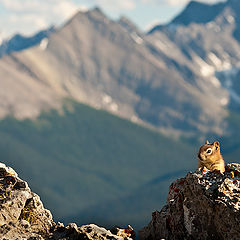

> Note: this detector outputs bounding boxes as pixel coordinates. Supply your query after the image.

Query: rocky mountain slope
[1,0,240,137]
[140,163,240,240]
[148,0,240,117]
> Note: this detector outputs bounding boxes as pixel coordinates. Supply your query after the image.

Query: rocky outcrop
[0,163,135,240]
[0,162,53,239]
[139,163,240,240]
[50,223,135,240]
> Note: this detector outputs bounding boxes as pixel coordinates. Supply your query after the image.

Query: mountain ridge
[148,0,227,33]
[0,5,234,137]
[0,26,55,58]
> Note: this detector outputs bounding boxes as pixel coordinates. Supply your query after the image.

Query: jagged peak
[63,6,107,25]
[59,6,110,34]
[118,16,140,33]
[171,0,226,26]
[148,0,227,34]
[87,7,106,18]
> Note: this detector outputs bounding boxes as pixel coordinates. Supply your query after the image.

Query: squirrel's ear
[213,141,220,148]
[205,140,210,144]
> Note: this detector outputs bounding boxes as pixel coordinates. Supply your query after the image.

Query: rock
[49,223,135,240]
[111,225,136,239]
[0,163,135,240]
[139,163,240,240]
[0,163,54,239]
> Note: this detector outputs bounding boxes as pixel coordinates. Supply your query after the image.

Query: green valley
[0,101,196,230]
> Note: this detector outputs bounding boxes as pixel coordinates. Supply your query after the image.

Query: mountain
[149,0,226,32]
[0,26,55,58]
[152,0,240,44]
[1,0,240,232]
[147,0,240,131]
[0,5,238,138]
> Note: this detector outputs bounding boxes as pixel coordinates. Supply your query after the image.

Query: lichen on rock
[139,163,240,240]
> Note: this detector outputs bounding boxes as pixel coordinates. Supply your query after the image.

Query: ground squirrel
[198,140,225,172]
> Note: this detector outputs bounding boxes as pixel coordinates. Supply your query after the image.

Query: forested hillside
[0,101,195,229]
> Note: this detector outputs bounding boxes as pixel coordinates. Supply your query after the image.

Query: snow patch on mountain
[102,94,112,104]
[154,40,167,51]
[194,56,215,77]
[131,32,143,44]
[208,52,231,71]
[102,94,118,112]
[39,38,48,50]
[206,22,221,32]
[110,102,118,112]
[226,15,234,24]
[210,77,221,88]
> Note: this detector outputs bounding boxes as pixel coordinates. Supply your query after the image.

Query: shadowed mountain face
[147,0,240,131]
[1,2,240,137]
[171,0,240,43]
[170,1,226,26]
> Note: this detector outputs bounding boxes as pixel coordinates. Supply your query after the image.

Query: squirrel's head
[198,140,220,162]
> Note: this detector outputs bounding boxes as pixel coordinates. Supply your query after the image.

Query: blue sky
[0,0,225,39]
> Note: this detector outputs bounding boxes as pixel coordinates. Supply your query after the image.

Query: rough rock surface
[0,162,135,240]
[139,163,240,240]
[49,223,135,240]
[0,162,54,239]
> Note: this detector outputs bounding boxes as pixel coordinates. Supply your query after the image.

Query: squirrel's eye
[206,148,212,154]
